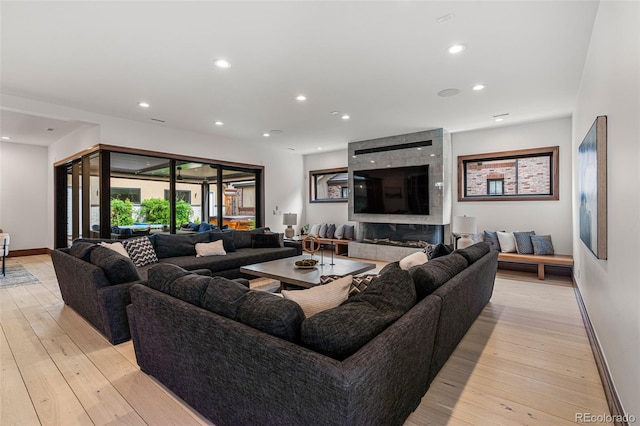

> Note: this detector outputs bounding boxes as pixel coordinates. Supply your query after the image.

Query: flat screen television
[353,165,429,215]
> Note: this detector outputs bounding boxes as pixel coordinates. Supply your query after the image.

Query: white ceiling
[0,1,598,153]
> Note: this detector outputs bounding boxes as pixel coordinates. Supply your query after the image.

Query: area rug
[0,263,41,289]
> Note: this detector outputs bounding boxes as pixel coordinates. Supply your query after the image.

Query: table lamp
[452,215,477,249]
[283,213,297,238]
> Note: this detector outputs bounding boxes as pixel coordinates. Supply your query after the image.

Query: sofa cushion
[209,231,236,252]
[409,253,468,300]
[319,274,378,296]
[201,276,304,341]
[334,224,345,239]
[318,223,328,238]
[455,242,490,264]
[70,242,140,285]
[232,227,271,249]
[147,263,209,306]
[282,275,352,318]
[251,233,280,249]
[88,245,141,285]
[153,232,210,259]
[123,236,159,267]
[300,262,416,360]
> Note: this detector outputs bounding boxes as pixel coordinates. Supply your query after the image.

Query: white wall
[2,94,304,245]
[302,149,350,230]
[572,1,640,417]
[0,142,49,250]
[451,117,573,254]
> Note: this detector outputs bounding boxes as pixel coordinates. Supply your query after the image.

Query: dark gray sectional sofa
[127,242,498,425]
[51,228,300,344]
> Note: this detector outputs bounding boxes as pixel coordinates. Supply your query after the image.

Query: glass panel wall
[55,146,263,247]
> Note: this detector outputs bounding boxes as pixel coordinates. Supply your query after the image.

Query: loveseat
[127,242,498,425]
[51,228,300,344]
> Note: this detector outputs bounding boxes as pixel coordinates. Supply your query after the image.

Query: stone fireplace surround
[347,129,452,261]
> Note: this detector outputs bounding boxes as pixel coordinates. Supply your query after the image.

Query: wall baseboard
[7,248,51,257]
[573,282,628,426]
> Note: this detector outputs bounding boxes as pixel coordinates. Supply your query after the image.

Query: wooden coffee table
[240,255,376,290]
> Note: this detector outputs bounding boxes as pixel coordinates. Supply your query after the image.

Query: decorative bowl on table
[294,258,318,269]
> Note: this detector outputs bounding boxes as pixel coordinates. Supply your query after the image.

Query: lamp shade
[283,213,297,226]
[452,215,477,235]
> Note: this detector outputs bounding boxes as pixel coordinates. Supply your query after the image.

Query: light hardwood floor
[1,255,612,425]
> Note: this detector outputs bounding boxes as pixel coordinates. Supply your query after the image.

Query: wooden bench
[498,252,573,280]
[316,238,351,255]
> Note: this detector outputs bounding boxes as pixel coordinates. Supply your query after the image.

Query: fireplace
[357,222,445,248]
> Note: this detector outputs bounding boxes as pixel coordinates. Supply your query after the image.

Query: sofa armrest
[284,240,302,255]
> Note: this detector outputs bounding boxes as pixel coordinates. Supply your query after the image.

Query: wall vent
[354,140,432,156]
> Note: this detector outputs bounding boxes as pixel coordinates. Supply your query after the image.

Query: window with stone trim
[458,146,559,201]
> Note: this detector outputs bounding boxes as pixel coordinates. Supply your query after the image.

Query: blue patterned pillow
[513,231,536,254]
[483,231,501,251]
[531,235,555,255]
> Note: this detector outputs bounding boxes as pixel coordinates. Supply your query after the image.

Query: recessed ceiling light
[317,147,323,150]
[1,136,11,140]
[417,147,422,151]
[215,121,224,126]
[331,111,340,115]
[448,44,466,54]
[495,118,504,122]
[352,155,357,158]
[473,84,486,91]
[430,154,436,157]
[437,88,461,97]
[493,113,509,122]
[370,160,375,163]
[138,101,150,108]
[213,59,231,68]
[296,95,307,101]
[263,133,270,137]
[341,114,350,120]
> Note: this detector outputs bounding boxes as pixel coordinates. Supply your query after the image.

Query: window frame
[111,187,142,204]
[458,146,559,202]
[309,167,349,203]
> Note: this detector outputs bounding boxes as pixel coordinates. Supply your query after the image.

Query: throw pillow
[282,275,352,318]
[343,224,355,239]
[251,233,281,248]
[318,223,328,238]
[98,241,130,258]
[514,231,536,254]
[483,231,501,251]
[326,224,336,239]
[195,240,226,257]
[531,235,555,255]
[198,222,213,233]
[496,231,517,253]
[123,236,158,267]
[423,243,437,259]
[334,225,345,239]
[409,253,468,300]
[429,243,453,259]
[309,224,321,236]
[319,274,378,296]
[399,251,428,270]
